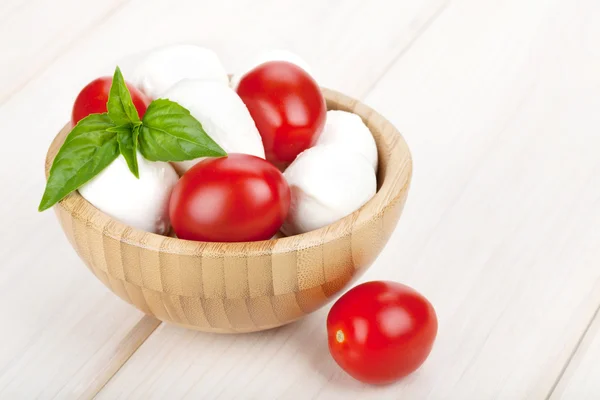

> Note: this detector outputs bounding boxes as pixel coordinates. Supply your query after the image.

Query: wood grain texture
[0,0,446,103]
[98,0,600,398]
[0,0,130,104]
[357,0,600,398]
[57,315,161,399]
[3,0,600,397]
[45,89,412,333]
[0,1,446,396]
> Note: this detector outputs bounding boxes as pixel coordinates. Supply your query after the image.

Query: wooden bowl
[45,88,412,333]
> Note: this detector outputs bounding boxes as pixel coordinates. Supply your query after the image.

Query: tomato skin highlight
[236,61,326,167]
[327,281,438,385]
[71,77,150,125]
[169,154,291,242]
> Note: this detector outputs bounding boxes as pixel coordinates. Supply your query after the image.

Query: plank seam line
[89,316,161,399]
[545,300,600,399]
[359,0,450,99]
[89,2,453,396]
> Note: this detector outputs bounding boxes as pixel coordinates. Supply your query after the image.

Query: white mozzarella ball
[282,146,376,236]
[231,49,312,89]
[132,44,228,99]
[162,80,265,174]
[316,110,378,171]
[78,155,178,235]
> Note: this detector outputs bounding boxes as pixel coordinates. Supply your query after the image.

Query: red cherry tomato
[327,281,438,385]
[169,153,291,242]
[236,61,326,167]
[71,77,150,125]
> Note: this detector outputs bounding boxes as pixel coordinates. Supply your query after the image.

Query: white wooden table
[2,0,599,398]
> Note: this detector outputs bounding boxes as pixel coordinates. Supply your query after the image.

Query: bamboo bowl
[45,88,412,333]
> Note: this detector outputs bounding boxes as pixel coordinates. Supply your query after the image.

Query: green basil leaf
[139,98,226,162]
[107,66,140,126]
[116,124,140,178]
[38,113,118,211]
[106,123,131,133]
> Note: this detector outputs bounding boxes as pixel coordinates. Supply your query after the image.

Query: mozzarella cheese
[162,79,265,174]
[282,145,376,236]
[316,110,378,171]
[132,44,228,99]
[78,154,179,235]
[230,49,312,89]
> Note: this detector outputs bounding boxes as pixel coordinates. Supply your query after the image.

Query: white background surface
[1,0,600,398]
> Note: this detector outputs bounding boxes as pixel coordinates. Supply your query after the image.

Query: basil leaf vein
[139,98,226,162]
[116,124,140,178]
[107,66,140,126]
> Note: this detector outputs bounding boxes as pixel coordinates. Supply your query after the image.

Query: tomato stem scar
[336,329,345,344]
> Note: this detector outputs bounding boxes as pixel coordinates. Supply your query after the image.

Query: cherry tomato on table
[236,61,326,167]
[169,153,291,242]
[327,281,438,385]
[71,77,150,125]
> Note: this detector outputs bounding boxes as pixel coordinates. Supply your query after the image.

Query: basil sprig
[39,66,226,212]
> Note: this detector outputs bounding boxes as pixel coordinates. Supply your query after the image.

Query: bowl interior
[45,88,412,257]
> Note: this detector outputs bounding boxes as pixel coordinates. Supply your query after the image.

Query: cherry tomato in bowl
[327,281,438,385]
[236,61,326,167]
[71,77,150,125]
[169,153,291,242]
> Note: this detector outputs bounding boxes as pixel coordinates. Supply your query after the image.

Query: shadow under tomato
[282,310,368,392]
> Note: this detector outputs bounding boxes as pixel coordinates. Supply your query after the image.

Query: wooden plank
[0,0,129,103]
[0,263,148,398]
[0,0,446,397]
[0,0,33,24]
[0,0,446,104]
[97,0,600,398]
[323,0,600,398]
[538,4,600,396]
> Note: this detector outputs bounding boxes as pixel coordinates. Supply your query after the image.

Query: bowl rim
[45,88,412,257]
